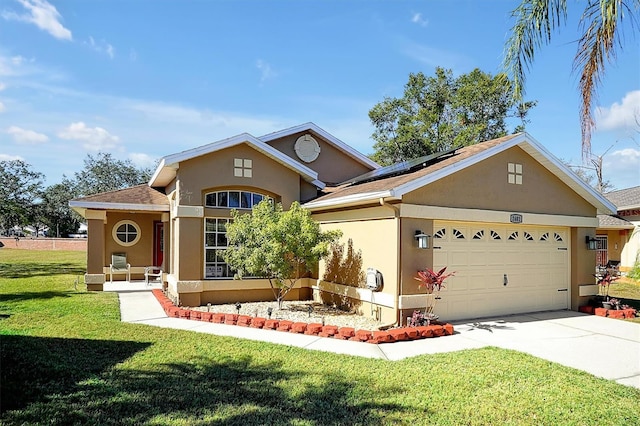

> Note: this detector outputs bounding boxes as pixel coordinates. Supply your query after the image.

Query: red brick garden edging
[578,305,637,319]
[151,289,454,344]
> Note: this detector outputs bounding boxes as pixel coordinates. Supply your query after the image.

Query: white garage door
[433,221,570,321]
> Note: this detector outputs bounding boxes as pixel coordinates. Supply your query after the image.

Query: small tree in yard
[222,200,342,309]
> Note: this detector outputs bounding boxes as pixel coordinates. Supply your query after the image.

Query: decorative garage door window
[112,220,141,247]
[205,190,268,210]
[204,218,234,279]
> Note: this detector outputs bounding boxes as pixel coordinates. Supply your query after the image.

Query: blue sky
[1,0,638,190]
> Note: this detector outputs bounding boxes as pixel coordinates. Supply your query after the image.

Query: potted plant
[594,270,618,308]
[411,267,455,325]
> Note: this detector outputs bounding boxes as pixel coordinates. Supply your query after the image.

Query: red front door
[154,222,164,267]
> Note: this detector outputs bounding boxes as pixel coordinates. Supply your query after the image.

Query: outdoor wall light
[267,307,273,318]
[235,302,241,314]
[415,230,431,249]
[585,236,598,251]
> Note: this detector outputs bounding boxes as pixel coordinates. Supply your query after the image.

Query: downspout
[379,197,401,329]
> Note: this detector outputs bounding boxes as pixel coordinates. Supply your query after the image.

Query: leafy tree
[567,162,615,194]
[369,67,535,165]
[41,180,82,237]
[72,152,154,196]
[503,0,639,157]
[0,160,44,233]
[222,200,342,309]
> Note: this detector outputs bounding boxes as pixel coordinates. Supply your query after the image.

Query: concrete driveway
[116,289,640,389]
[383,310,640,389]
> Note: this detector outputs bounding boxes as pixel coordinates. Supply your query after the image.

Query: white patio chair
[109,253,131,283]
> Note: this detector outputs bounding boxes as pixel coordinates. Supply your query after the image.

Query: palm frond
[574,0,637,159]
[502,0,568,102]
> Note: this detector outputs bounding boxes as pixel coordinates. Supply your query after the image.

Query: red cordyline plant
[415,267,455,294]
[409,267,455,326]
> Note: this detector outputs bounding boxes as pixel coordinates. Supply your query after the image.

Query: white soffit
[148,132,325,189]
[259,122,380,170]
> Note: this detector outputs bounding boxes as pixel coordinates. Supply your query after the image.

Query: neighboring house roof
[69,184,170,216]
[303,132,617,215]
[597,214,635,229]
[258,122,380,170]
[149,132,325,189]
[605,186,640,210]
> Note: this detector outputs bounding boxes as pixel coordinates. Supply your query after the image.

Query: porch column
[85,210,107,291]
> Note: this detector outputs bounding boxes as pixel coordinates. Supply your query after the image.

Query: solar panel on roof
[343,147,458,186]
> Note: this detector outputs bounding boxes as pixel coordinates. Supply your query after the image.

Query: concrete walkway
[113,287,640,389]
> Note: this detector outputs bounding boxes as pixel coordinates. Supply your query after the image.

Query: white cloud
[2,0,72,41]
[603,147,640,189]
[0,55,25,76]
[129,152,158,169]
[58,121,120,151]
[256,59,277,82]
[124,100,280,132]
[6,125,49,143]
[411,12,428,27]
[596,90,640,131]
[0,153,24,161]
[398,38,468,70]
[86,36,115,59]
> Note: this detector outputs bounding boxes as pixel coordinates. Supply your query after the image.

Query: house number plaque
[510,214,523,224]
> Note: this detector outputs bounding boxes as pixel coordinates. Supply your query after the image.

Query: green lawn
[608,277,640,323]
[1,249,639,425]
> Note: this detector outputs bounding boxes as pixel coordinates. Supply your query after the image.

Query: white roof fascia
[259,122,380,170]
[148,158,169,187]
[68,200,170,212]
[148,132,324,189]
[615,204,640,211]
[303,190,394,211]
[517,134,617,215]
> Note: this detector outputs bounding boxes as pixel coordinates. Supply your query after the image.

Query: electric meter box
[366,268,383,291]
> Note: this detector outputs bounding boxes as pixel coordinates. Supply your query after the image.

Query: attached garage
[307,132,617,326]
[432,221,570,321]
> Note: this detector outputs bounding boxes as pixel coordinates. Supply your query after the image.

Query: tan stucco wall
[315,207,399,324]
[572,227,597,309]
[167,277,314,307]
[403,146,596,217]
[177,143,302,209]
[598,229,625,263]
[174,217,202,281]
[399,218,434,296]
[86,217,105,275]
[266,131,373,185]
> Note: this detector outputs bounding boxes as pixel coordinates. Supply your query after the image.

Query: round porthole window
[294,134,321,163]
[112,220,141,247]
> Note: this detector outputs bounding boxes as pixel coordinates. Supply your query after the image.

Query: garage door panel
[433,221,570,321]
[469,250,487,266]
[450,251,469,267]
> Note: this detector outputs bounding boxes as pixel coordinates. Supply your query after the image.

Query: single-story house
[596,186,640,272]
[70,123,616,325]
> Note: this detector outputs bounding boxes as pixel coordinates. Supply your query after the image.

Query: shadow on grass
[0,262,86,279]
[0,335,151,414]
[0,290,77,303]
[2,347,413,425]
